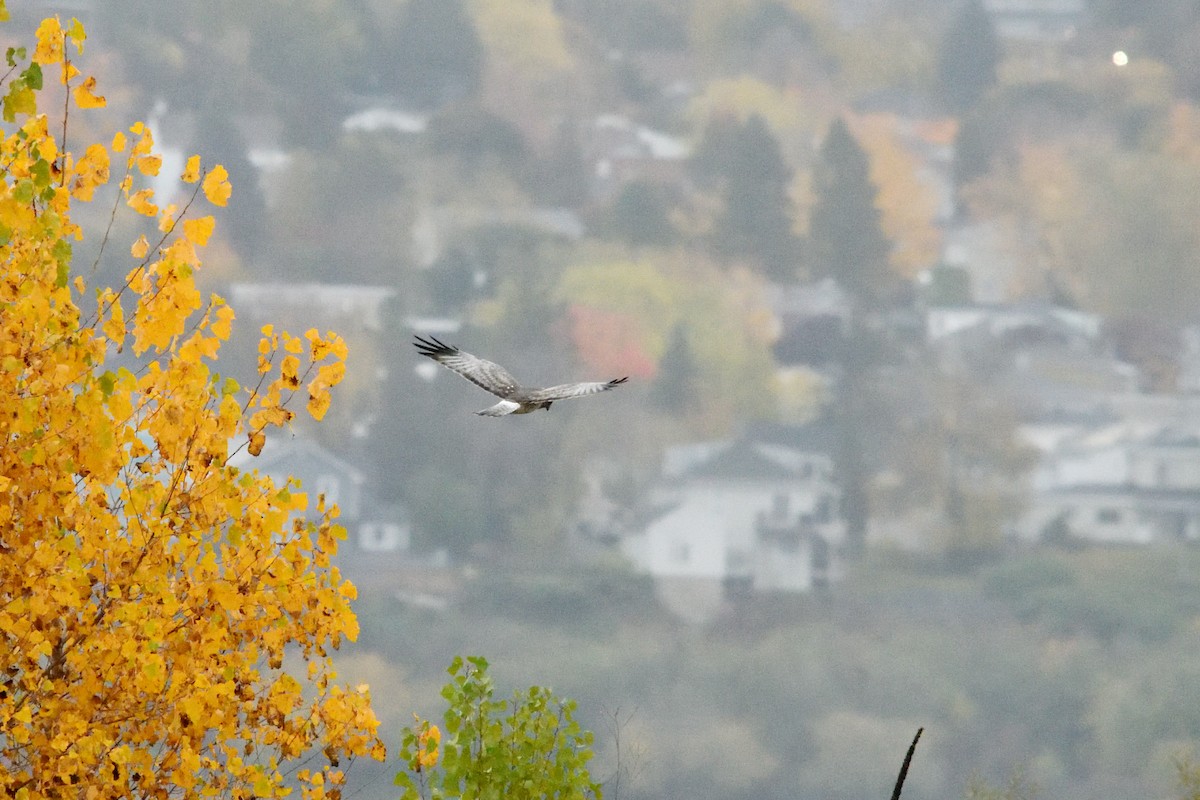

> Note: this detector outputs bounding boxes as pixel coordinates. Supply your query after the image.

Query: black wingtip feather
[413,334,458,359]
[609,377,629,387]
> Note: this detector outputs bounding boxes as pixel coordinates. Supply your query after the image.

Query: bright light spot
[1112,50,1129,67]
[415,361,440,382]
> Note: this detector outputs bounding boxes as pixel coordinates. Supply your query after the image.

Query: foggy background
[17,0,1200,797]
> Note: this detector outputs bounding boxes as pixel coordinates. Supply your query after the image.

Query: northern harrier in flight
[414,335,628,416]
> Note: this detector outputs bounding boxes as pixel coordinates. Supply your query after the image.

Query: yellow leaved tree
[0,15,383,799]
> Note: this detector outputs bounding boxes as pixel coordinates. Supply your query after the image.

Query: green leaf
[30,157,50,189]
[6,46,24,68]
[53,240,72,288]
[12,178,33,204]
[22,62,41,91]
[98,371,116,397]
[65,18,85,46]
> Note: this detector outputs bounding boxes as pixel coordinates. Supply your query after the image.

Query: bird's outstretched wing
[525,377,629,403]
[413,335,522,398]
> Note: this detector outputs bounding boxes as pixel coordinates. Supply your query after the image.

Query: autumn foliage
[0,16,381,799]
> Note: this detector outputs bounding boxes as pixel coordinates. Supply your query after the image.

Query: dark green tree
[387,0,482,108]
[650,324,698,412]
[694,115,798,280]
[937,0,1001,114]
[426,102,527,172]
[808,118,894,558]
[190,112,267,262]
[604,181,677,247]
[527,119,590,207]
[808,117,890,307]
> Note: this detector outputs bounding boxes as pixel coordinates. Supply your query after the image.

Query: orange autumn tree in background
[0,14,383,799]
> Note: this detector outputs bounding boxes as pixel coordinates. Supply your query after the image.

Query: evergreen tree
[808,118,893,558]
[937,0,1001,114]
[605,182,676,247]
[694,115,798,280]
[650,325,698,412]
[191,112,267,263]
[808,117,890,308]
[388,0,482,108]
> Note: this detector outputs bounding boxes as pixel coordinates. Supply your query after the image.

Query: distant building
[924,301,1141,414]
[1020,422,1200,544]
[409,205,585,268]
[620,422,845,623]
[228,435,424,593]
[583,114,691,204]
[984,0,1086,42]
[342,106,428,136]
[227,283,398,334]
[1177,325,1200,394]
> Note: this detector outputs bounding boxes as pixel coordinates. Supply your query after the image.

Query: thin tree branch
[890,727,924,800]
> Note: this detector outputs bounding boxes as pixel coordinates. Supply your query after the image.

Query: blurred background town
[12,1,1200,798]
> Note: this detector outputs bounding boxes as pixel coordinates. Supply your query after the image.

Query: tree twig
[890,727,924,800]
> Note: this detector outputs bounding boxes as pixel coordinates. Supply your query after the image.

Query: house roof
[1043,483,1200,512]
[686,440,803,481]
[663,420,839,482]
[229,436,364,484]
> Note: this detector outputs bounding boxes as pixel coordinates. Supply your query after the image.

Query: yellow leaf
[307,390,332,421]
[314,361,346,390]
[73,76,106,109]
[130,234,149,259]
[157,203,177,233]
[136,154,161,177]
[280,355,300,382]
[182,216,215,247]
[126,188,158,217]
[202,165,232,207]
[60,61,80,85]
[212,304,234,340]
[33,17,63,65]
[111,131,127,152]
[70,142,109,201]
[248,430,265,457]
[102,296,125,346]
[181,154,201,183]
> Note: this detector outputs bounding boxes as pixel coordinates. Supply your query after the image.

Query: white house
[228,436,413,563]
[1020,421,1200,544]
[622,423,845,622]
